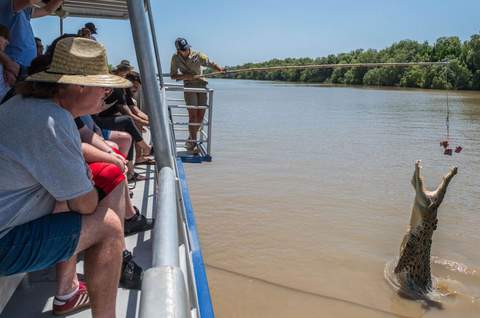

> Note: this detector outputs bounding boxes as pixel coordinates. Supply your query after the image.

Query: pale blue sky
[31,0,480,71]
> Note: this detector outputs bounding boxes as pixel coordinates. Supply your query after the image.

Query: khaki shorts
[184,91,207,107]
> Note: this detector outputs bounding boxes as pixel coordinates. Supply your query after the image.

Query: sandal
[128,172,147,181]
[135,158,156,165]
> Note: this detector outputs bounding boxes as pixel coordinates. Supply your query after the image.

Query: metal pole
[127,0,174,169]
[145,0,165,88]
[207,89,214,157]
[59,17,63,35]
[153,167,179,267]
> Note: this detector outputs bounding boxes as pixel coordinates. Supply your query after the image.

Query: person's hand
[110,153,128,173]
[85,163,94,186]
[5,60,19,77]
[183,74,196,81]
[111,152,127,163]
[52,201,69,214]
[4,69,17,86]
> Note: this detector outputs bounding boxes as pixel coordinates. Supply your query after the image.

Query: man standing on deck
[0,0,63,84]
[170,37,224,152]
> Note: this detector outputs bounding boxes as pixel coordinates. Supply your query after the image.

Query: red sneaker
[52,281,90,316]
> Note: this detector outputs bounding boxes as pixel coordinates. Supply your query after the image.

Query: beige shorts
[184,91,207,107]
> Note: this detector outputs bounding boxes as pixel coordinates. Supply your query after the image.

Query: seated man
[0,37,135,317]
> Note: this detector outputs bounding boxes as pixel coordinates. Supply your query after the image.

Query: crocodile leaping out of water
[394,160,457,296]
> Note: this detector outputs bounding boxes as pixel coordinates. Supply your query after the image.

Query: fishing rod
[203,61,449,78]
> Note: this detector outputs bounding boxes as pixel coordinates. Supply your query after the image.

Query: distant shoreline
[205,33,480,91]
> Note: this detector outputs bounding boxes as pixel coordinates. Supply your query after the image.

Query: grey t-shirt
[0,95,93,239]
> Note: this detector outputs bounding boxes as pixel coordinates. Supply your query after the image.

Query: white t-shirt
[0,64,10,101]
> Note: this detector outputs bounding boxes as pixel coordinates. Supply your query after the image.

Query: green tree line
[223,33,480,90]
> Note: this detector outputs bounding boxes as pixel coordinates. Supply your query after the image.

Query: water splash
[385,256,480,304]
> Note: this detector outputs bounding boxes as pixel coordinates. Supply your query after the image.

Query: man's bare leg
[55,257,79,296]
[72,182,127,318]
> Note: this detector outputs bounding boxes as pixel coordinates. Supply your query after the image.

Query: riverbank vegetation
[224,33,480,90]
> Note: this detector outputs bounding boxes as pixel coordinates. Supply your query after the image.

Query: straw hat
[26,37,131,88]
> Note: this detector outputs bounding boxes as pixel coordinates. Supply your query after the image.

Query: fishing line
[206,263,417,318]
[202,61,449,78]
[440,90,463,155]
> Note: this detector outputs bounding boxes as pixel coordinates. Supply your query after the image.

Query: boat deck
[1,164,156,318]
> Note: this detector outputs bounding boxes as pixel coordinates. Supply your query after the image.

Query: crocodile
[394,160,457,296]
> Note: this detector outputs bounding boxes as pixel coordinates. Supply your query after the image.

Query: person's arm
[125,94,149,121]
[66,188,98,214]
[82,143,127,173]
[11,0,37,12]
[31,0,63,18]
[0,51,19,85]
[78,125,114,153]
[199,52,225,72]
[120,104,149,126]
[130,105,149,121]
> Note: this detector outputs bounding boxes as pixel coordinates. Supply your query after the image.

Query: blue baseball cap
[175,38,190,51]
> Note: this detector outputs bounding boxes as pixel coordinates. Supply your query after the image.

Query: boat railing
[128,0,213,317]
[164,84,214,161]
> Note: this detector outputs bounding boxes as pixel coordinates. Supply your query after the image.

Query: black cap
[85,22,97,34]
[175,37,190,51]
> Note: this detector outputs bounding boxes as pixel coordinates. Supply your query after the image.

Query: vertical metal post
[207,89,214,157]
[127,0,174,169]
[145,0,164,88]
[59,17,64,35]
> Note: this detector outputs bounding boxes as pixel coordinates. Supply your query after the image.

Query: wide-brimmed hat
[26,37,131,88]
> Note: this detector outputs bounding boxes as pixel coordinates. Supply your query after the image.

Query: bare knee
[102,209,124,241]
[118,131,132,144]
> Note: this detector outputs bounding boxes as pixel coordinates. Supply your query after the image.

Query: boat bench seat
[0,273,26,313]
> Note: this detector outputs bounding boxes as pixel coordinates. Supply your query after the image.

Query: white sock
[55,285,79,302]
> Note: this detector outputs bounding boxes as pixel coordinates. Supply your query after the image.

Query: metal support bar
[139,267,189,318]
[127,0,174,169]
[207,89,214,156]
[169,105,209,110]
[153,167,179,267]
[173,122,208,127]
[59,17,64,35]
[145,0,164,88]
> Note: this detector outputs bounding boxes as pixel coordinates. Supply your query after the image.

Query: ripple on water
[384,256,480,305]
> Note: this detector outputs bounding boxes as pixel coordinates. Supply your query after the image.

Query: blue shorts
[102,128,111,140]
[0,212,82,276]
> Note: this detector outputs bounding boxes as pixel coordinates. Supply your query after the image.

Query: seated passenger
[0,37,138,317]
[93,65,154,165]
[78,115,144,181]
[75,117,153,232]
